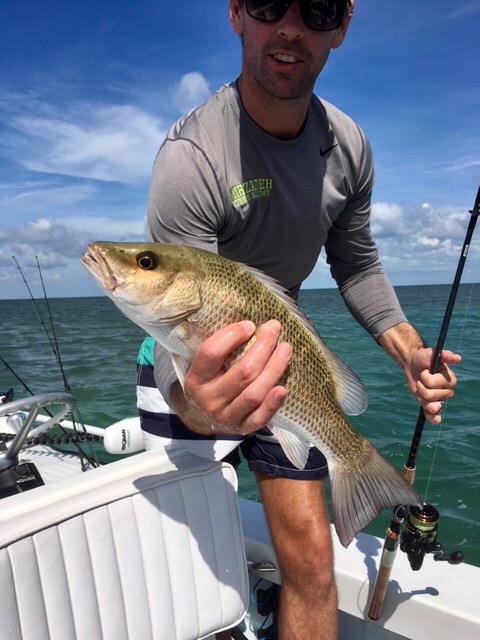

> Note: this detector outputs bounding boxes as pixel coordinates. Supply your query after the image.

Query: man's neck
[237,74,312,140]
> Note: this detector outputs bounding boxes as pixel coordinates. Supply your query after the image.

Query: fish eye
[136,251,158,271]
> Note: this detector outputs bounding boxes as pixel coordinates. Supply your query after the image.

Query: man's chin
[264,81,313,101]
[256,70,314,101]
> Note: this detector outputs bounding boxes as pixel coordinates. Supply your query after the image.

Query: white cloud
[364,201,479,281]
[446,2,480,19]
[1,183,97,210]
[1,72,211,187]
[54,215,146,238]
[442,159,480,172]
[171,72,211,113]
[417,235,440,247]
[371,202,406,237]
[0,216,147,279]
[1,219,90,262]
[304,199,479,288]
[6,104,165,185]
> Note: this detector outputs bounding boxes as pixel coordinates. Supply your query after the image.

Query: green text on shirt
[230,178,273,207]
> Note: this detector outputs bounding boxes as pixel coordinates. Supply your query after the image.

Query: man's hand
[404,347,461,424]
[182,319,292,435]
[378,323,461,425]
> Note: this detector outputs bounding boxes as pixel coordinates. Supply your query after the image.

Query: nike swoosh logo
[319,143,339,157]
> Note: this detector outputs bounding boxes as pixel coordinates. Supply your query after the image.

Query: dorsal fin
[242,263,368,416]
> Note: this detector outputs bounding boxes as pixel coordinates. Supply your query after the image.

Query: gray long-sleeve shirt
[147,82,406,397]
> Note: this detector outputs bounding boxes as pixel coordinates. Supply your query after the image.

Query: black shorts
[137,361,329,481]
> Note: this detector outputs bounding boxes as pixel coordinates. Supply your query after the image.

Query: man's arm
[324,129,460,423]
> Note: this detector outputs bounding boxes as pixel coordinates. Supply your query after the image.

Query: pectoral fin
[269,424,311,470]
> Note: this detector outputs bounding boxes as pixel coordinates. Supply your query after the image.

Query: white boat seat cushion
[0,449,248,640]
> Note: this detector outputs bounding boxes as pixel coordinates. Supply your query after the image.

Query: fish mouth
[81,244,119,292]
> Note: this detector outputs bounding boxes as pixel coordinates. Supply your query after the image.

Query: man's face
[230,1,351,101]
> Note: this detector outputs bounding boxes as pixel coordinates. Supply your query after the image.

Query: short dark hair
[236,0,354,14]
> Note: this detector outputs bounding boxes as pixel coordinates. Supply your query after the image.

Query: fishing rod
[10,257,99,468]
[368,185,480,621]
[35,256,72,394]
[0,354,41,403]
[15,254,72,395]
[12,256,56,356]
[35,256,99,468]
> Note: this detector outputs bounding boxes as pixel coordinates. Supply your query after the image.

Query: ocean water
[0,284,479,567]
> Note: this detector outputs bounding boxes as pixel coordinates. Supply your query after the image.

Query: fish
[81,241,421,547]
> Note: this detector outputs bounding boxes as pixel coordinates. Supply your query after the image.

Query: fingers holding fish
[223,341,292,434]
[215,319,284,395]
[237,385,288,434]
[185,320,292,434]
[186,320,257,385]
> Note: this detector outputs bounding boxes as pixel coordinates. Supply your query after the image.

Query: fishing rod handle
[368,519,403,620]
[402,463,416,486]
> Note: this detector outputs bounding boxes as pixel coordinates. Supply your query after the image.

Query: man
[139,2,460,638]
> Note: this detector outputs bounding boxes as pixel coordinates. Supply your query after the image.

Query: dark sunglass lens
[302,0,348,31]
[246,0,347,31]
[246,1,291,23]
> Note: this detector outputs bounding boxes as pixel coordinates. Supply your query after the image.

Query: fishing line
[423,274,478,500]
[35,257,99,468]
[12,256,56,356]
[0,354,50,411]
[35,256,71,394]
[11,257,98,468]
[423,415,445,502]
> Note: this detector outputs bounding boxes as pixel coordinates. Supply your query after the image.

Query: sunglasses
[245,0,348,32]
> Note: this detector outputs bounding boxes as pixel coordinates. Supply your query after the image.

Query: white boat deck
[20,445,89,483]
[240,498,480,640]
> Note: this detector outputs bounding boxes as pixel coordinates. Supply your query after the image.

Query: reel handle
[433,550,464,565]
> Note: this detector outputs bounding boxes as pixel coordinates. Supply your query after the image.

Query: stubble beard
[242,38,325,102]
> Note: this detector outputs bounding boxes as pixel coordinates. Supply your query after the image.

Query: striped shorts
[136,337,329,480]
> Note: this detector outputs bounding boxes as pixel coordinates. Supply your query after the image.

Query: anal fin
[269,424,311,470]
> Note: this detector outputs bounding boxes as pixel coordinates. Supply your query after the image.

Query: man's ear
[332,0,354,49]
[229,0,244,37]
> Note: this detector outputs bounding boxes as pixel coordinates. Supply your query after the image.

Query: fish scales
[81,241,421,546]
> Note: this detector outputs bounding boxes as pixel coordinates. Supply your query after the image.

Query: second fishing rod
[368,185,480,620]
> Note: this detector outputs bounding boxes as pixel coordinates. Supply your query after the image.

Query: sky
[0,0,479,299]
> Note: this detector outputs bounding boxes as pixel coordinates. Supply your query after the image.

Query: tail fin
[330,439,421,547]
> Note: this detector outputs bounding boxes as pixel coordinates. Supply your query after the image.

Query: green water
[0,284,479,566]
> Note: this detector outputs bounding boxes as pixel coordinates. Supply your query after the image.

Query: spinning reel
[399,503,464,571]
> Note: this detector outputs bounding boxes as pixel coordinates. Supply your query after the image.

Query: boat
[1,391,479,640]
